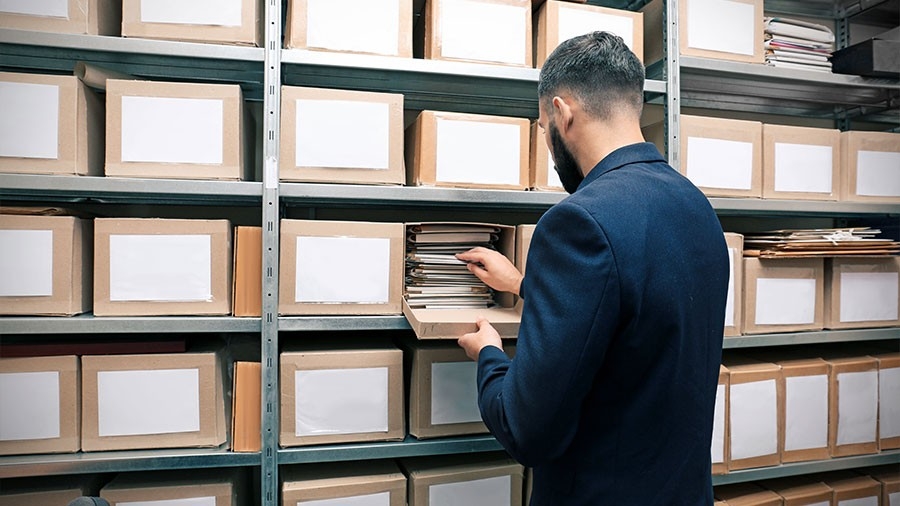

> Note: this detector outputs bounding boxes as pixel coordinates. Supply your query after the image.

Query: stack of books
[744,228,900,257]
[764,17,834,72]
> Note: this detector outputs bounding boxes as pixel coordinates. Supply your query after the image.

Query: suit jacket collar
[576,142,666,192]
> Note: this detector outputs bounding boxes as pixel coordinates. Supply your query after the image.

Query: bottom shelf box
[402,455,524,506]
[100,469,240,506]
[281,461,406,506]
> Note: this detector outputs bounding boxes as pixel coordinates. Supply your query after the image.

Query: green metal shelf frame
[712,450,900,486]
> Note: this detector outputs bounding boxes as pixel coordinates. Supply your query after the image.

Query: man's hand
[456,247,523,295]
[458,317,503,361]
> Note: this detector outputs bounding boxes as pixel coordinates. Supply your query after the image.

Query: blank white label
[546,156,562,188]
[838,498,878,506]
[140,0,241,27]
[774,143,833,193]
[806,502,829,506]
[0,0,67,18]
[0,229,53,297]
[298,492,391,506]
[429,475,511,506]
[686,0,755,55]
[0,371,60,441]
[711,383,725,464]
[295,236,391,304]
[436,119,522,186]
[120,498,217,506]
[755,277,817,325]
[730,379,777,460]
[431,361,480,425]
[725,248,736,327]
[558,8,635,52]
[121,96,224,165]
[109,234,212,302]
[889,492,900,506]
[295,368,389,436]
[306,0,400,56]
[857,150,900,197]
[686,137,753,190]
[0,81,59,159]
[837,370,878,446]
[441,0,525,65]
[97,368,200,437]
[840,272,899,322]
[784,375,828,451]
[881,367,900,439]
[296,99,390,170]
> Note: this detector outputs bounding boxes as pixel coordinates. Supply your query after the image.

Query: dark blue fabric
[477,142,729,506]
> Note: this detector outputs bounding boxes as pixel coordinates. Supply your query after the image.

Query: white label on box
[295,367,389,436]
[857,150,900,197]
[109,234,212,302]
[0,0,67,18]
[686,0,755,55]
[730,379,777,460]
[140,0,241,27]
[296,99,390,170]
[298,492,391,506]
[784,374,828,451]
[725,248,736,327]
[0,371,60,441]
[890,492,900,506]
[774,143,833,193]
[840,271,899,322]
[0,81,59,159]
[121,96,224,165]
[755,278,817,325]
[686,137,753,190]
[711,383,725,464]
[558,8,635,53]
[436,118,522,186]
[120,498,217,506]
[837,370,878,446]
[295,236,391,304]
[807,502,829,506]
[431,361,480,425]
[880,367,900,439]
[440,0,525,65]
[306,0,400,56]
[0,229,53,297]
[429,475,511,506]
[838,498,878,506]
[546,156,563,188]
[97,368,200,437]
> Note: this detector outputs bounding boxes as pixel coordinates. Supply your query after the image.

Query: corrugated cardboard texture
[825,257,900,329]
[232,226,262,317]
[776,358,831,463]
[231,361,261,452]
[715,483,782,506]
[680,115,763,198]
[761,477,833,506]
[121,0,261,46]
[762,124,840,201]
[824,473,882,504]
[404,456,524,506]
[827,355,880,457]
[742,257,825,335]
[421,0,532,66]
[724,233,744,337]
[280,86,405,184]
[841,131,900,203]
[534,1,644,67]
[724,359,784,471]
[876,353,900,450]
[528,122,562,192]
[101,469,237,506]
[282,461,406,505]
[93,218,233,316]
[285,0,412,56]
[0,0,120,35]
[712,365,730,475]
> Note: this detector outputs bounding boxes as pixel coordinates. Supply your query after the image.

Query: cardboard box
[0,72,104,176]
[101,470,238,506]
[761,477,833,506]
[825,257,900,329]
[232,226,262,317]
[81,350,227,452]
[723,233,744,337]
[534,0,643,67]
[742,258,825,335]
[93,218,233,316]
[231,361,260,453]
[280,345,405,447]
[841,131,900,203]
[105,79,249,180]
[419,0,532,67]
[832,29,900,78]
[0,355,80,455]
[641,121,666,160]
[827,355,879,457]
[279,219,404,315]
[867,465,900,506]
[777,358,830,463]
[680,115,763,198]
[715,483,782,506]
[0,214,92,316]
[407,111,530,190]
[282,461,407,506]
[824,473,882,506]
[285,0,413,57]
[725,359,783,471]
[516,224,536,275]
[876,353,900,450]
[122,0,261,46]
[403,456,524,506]
[0,475,102,506]
[762,124,841,201]
[0,0,119,35]
[712,365,730,475]
[280,86,405,184]
[529,122,564,191]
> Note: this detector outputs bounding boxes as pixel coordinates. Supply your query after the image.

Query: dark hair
[538,31,645,120]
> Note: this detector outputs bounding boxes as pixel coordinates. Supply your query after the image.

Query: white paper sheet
[889,492,900,506]
[784,374,828,451]
[431,361,480,425]
[436,119,522,186]
[97,368,200,437]
[298,492,391,506]
[838,498,878,506]
[121,96,224,165]
[429,475,511,506]
[724,248,736,327]
[0,0,67,17]
[0,229,53,297]
[546,156,563,188]
[296,99,390,170]
[686,0,756,55]
[730,379,777,460]
[306,0,400,55]
[120,498,217,506]
[558,7,635,52]
[140,0,241,27]
[109,234,212,302]
[840,272,899,322]
[0,371,59,441]
[857,150,900,197]
[881,367,900,439]
[837,370,878,446]
[774,143,833,193]
[686,137,753,190]
[440,0,525,65]
[0,81,59,159]
[755,278,817,325]
[295,236,391,304]
[295,368,389,436]
[711,383,725,464]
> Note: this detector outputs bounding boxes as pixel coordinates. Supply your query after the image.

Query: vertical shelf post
[664,0,681,170]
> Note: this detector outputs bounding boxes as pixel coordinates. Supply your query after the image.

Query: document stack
[743,228,900,257]
[764,17,835,72]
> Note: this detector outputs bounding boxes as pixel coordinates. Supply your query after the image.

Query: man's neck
[574,118,646,177]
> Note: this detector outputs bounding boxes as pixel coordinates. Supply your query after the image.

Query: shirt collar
[577,142,666,191]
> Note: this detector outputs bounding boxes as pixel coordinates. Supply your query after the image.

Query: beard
[549,122,583,194]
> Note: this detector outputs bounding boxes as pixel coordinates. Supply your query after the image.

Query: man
[456,32,729,505]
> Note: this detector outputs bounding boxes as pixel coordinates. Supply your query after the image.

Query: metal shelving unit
[278,435,504,465]
[712,450,900,486]
[723,328,900,348]
[0,315,260,335]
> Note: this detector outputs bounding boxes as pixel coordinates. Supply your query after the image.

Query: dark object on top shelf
[831,27,900,78]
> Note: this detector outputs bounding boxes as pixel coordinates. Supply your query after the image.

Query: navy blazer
[478,142,729,505]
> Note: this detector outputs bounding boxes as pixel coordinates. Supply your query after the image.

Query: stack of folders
[764,17,834,72]
[743,228,900,257]
[405,224,501,309]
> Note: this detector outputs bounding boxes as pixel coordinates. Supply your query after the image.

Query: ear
[551,96,575,133]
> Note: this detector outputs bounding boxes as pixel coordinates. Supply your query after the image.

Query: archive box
[529,122,564,191]
[869,466,900,506]
[679,115,763,198]
[281,461,407,506]
[762,124,841,201]
[876,353,900,450]
[824,473,882,506]
[121,0,262,46]
[101,469,240,506]
[232,226,262,317]
[0,0,119,35]
[827,355,880,457]
[761,477,833,506]
[534,0,643,67]
[714,483,782,506]
[841,131,900,203]
[0,475,102,506]
[825,257,900,330]
[777,358,830,463]
[711,365,729,475]
[285,0,413,57]
[742,258,825,335]
[403,456,525,506]
[723,233,743,337]
[725,358,783,471]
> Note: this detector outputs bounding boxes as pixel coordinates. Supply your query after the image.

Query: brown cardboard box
[81,350,227,452]
[680,115,763,198]
[407,111,530,190]
[280,345,405,447]
[534,0,643,67]
[715,483,783,506]
[876,353,900,450]
[0,475,103,506]
[105,79,249,180]
[232,226,262,317]
[529,122,563,191]
[642,121,666,157]
[121,0,261,46]
[777,358,831,463]
[0,72,104,176]
[840,131,900,203]
[279,219,404,315]
[280,86,405,184]
[867,466,900,506]
[827,355,879,457]
[525,467,533,506]
[403,456,524,506]
[761,477,833,506]
[725,358,783,471]
[763,124,841,201]
[825,257,900,330]
[712,365,730,475]
[742,258,825,335]
[724,233,744,337]
[0,356,80,455]
[93,218,233,316]
[516,224,536,275]
[282,461,407,506]
[231,361,260,453]
[824,473,881,506]
[101,470,239,505]
[285,0,412,56]
[0,0,119,35]
[0,214,92,316]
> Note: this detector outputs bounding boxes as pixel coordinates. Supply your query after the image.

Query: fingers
[455,247,490,263]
